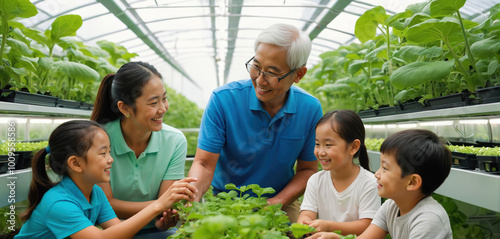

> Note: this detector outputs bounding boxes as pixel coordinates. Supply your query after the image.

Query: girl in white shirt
[298,110,381,237]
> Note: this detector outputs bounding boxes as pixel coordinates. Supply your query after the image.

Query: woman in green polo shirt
[91,62,187,239]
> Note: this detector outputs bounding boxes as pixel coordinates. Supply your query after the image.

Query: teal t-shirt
[104,119,187,228]
[15,176,116,239]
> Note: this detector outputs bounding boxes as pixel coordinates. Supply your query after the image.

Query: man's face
[250,43,300,107]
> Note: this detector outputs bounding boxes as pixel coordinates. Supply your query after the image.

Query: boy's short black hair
[380,129,452,196]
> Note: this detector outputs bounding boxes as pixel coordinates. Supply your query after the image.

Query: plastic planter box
[426,92,473,110]
[451,151,477,170]
[476,155,499,173]
[475,86,500,104]
[0,154,19,174]
[14,151,33,170]
[358,109,377,118]
[56,98,83,109]
[0,89,57,107]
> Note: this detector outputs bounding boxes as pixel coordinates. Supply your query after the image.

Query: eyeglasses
[245,56,297,85]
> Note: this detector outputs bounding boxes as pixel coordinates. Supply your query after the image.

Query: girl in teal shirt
[15,120,197,239]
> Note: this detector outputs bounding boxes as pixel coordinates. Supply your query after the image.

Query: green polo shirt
[104,119,187,228]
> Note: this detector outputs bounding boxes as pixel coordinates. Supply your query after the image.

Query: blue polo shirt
[15,176,116,239]
[198,79,322,197]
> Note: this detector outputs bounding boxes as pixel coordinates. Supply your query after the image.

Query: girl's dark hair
[316,110,370,170]
[380,129,452,196]
[21,120,104,221]
[91,61,162,123]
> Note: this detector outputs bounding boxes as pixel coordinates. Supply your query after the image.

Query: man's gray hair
[254,23,312,69]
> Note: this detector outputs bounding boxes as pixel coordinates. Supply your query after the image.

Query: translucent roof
[25,0,498,107]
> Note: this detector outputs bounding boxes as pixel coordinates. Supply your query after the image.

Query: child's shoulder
[414,196,448,216]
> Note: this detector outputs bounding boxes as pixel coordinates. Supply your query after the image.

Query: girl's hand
[304,219,329,232]
[155,209,179,231]
[156,177,198,211]
[306,232,341,239]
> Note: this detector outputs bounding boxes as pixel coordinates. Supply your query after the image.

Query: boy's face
[375,152,412,200]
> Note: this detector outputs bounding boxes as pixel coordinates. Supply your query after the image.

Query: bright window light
[364,125,372,129]
[373,125,386,129]
[54,119,71,124]
[30,119,53,124]
[0,117,27,123]
[458,119,488,125]
[420,121,453,126]
[387,124,397,128]
[398,123,417,128]
[489,118,500,124]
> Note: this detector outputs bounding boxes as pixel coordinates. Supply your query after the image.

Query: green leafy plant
[0,141,47,155]
[300,0,500,113]
[169,184,315,239]
[0,0,137,103]
[365,138,385,152]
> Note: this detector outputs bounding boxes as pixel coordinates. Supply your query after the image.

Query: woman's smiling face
[128,75,168,132]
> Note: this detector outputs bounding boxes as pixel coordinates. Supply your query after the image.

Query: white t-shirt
[372,196,452,239]
[300,166,381,222]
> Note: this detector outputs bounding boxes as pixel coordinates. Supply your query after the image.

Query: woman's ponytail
[91,73,121,123]
[21,148,55,221]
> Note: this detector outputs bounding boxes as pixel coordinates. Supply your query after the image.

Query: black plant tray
[14,151,33,170]
[451,151,477,170]
[476,155,500,173]
[56,98,82,109]
[398,101,425,113]
[425,92,473,110]
[80,102,94,110]
[475,86,500,104]
[0,154,19,174]
[375,106,399,116]
[0,89,57,107]
[358,109,377,118]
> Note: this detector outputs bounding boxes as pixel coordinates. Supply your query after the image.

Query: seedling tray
[0,154,19,174]
[56,99,82,109]
[476,155,500,173]
[14,151,33,170]
[426,92,473,110]
[475,86,500,104]
[451,151,477,170]
[0,90,57,107]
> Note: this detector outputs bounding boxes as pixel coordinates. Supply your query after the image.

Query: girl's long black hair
[21,120,104,221]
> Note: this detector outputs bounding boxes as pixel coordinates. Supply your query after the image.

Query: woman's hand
[156,177,198,212]
[154,208,179,231]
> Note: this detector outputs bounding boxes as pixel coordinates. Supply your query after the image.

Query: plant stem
[0,12,8,66]
[456,11,477,74]
[385,25,394,106]
[443,37,473,91]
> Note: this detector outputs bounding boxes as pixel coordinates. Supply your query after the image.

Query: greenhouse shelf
[0,168,32,208]
[362,102,500,123]
[368,151,500,213]
[0,102,92,117]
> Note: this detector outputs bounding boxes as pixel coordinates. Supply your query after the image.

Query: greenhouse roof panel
[21,0,499,107]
